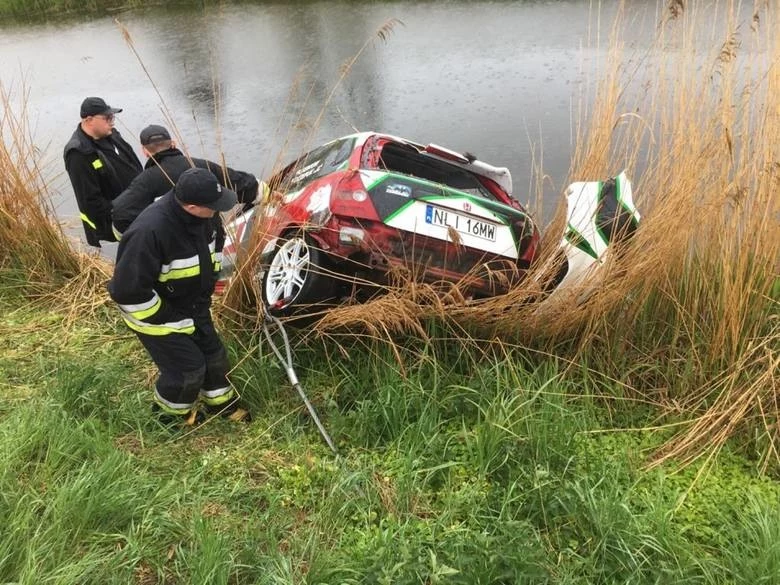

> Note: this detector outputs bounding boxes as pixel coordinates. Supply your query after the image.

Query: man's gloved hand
[255,180,270,206]
[241,180,270,213]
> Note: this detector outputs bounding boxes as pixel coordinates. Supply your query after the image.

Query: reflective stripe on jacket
[107,192,224,336]
[63,125,142,246]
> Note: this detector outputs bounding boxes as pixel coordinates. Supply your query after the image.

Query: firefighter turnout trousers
[134,308,235,415]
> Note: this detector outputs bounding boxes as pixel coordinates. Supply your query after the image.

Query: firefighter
[111,124,258,237]
[107,167,250,427]
[63,97,143,247]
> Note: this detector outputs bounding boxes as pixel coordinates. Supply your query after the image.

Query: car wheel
[261,232,333,315]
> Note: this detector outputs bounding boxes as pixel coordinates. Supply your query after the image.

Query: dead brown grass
[0,80,117,329]
[0,82,81,292]
[222,2,779,468]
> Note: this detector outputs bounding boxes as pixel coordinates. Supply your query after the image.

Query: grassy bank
[0,0,307,21]
[2,287,780,583]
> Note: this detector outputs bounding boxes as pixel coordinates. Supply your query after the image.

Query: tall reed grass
[0,2,776,472]
[224,2,779,469]
[553,1,779,470]
[0,83,84,295]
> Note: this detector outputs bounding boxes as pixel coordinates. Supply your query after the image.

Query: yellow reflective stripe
[260,180,270,203]
[158,265,201,282]
[112,223,123,241]
[159,253,199,282]
[121,314,195,336]
[92,158,103,170]
[80,213,97,230]
[214,262,222,271]
[160,253,199,273]
[157,240,218,282]
[200,387,235,406]
[120,296,162,320]
[118,293,160,313]
[154,391,193,414]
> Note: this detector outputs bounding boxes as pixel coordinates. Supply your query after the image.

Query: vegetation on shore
[0,0,146,20]
[0,1,778,583]
[0,0,291,21]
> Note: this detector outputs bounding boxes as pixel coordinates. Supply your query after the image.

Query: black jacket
[111,147,258,235]
[107,192,225,336]
[63,125,142,247]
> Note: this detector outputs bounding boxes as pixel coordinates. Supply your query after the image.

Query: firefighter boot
[151,403,206,429]
[152,366,207,429]
[203,396,252,423]
[201,349,251,423]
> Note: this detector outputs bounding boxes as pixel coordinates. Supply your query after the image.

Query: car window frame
[274,136,357,193]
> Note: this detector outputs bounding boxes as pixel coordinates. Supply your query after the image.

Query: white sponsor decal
[306,184,332,213]
[291,160,323,184]
[386,183,412,198]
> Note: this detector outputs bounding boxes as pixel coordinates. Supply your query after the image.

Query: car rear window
[377,142,496,201]
[280,137,356,191]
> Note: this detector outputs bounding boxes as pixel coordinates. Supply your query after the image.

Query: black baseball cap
[80,97,122,118]
[139,124,172,146]
[175,168,238,212]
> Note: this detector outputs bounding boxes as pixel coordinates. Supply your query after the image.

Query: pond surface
[1,0,666,248]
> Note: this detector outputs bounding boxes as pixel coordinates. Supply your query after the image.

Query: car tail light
[331,172,381,221]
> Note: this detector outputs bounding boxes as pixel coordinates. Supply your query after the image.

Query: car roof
[338,132,514,197]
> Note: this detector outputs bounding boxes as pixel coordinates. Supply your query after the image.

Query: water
[1,0,661,248]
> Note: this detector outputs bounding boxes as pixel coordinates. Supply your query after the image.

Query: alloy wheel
[264,236,310,306]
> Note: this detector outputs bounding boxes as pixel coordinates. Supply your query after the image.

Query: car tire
[261,231,334,316]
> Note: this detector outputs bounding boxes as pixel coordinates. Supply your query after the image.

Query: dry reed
[221,2,779,468]
[0,82,81,293]
[1,3,776,470]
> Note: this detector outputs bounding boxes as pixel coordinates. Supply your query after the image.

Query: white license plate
[424,204,497,242]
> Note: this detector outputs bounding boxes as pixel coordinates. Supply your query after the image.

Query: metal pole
[262,310,339,456]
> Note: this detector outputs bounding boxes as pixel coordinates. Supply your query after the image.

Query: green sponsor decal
[383,200,416,223]
[565,224,599,259]
[363,171,389,191]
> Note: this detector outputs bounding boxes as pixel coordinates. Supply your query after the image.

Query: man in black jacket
[108,167,250,427]
[111,124,258,236]
[64,97,143,247]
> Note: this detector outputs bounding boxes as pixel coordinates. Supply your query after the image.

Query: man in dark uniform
[63,97,143,247]
[108,168,250,428]
[111,124,259,237]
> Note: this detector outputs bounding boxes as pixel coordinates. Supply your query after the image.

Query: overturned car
[219,132,639,313]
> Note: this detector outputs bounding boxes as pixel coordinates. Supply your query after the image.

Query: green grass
[1,284,778,584]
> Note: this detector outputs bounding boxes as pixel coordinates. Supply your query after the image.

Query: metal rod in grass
[261,305,339,457]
